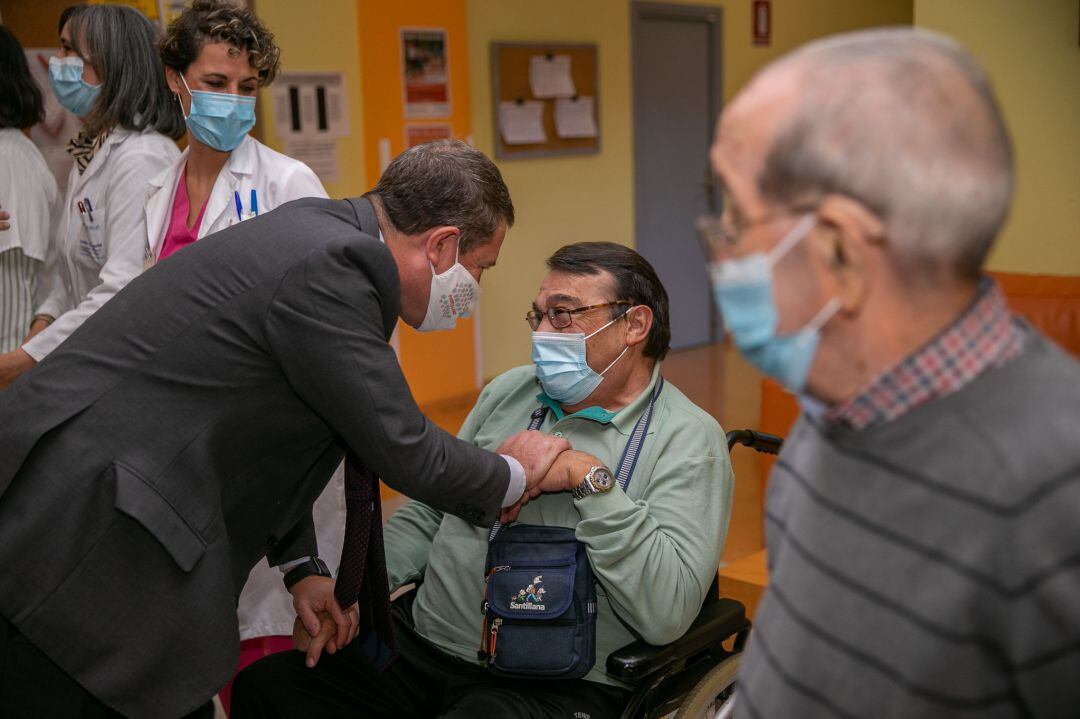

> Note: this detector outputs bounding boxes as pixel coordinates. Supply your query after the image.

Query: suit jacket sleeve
[264,238,510,526]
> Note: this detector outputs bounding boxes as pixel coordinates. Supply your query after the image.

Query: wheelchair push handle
[725,429,783,455]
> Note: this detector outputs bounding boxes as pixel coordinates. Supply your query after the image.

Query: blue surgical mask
[49,56,102,117]
[532,313,631,405]
[180,74,256,152]
[710,214,840,392]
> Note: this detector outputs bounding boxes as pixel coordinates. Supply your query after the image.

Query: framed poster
[401,28,450,118]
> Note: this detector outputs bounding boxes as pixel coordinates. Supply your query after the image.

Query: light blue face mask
[180,74,256,152]
[710,214,840,393]
[49,55,102,117]
[532,312,631,405]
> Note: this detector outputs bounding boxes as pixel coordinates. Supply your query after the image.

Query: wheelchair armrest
[606,598,749,682]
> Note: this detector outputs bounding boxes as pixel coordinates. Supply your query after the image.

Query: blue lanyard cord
[488,377,664,543]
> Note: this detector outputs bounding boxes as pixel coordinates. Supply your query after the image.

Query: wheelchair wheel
[672,653,741,719]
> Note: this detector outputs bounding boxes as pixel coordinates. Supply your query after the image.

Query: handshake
[495,429,601,524]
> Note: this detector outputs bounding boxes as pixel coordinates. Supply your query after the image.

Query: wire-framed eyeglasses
[525,301,633,331]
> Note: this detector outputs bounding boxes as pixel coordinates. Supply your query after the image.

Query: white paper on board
[554,96,598,139]
[529,55,575,98]
[498,101,546,145]
[284,139,340,183]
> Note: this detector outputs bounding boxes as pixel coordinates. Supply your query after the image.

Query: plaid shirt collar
[824,276,1027,431]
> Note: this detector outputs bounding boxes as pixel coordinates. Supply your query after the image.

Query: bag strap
[488,377,665,543]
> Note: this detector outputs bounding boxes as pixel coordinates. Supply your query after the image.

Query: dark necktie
[334,454,397,667]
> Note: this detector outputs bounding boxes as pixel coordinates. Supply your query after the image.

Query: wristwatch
[283,556,332,590]
[572,465,615,500]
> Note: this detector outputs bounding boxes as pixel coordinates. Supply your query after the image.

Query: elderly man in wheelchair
[233,241,735,719]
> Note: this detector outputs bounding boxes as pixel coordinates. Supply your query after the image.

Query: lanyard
[488,377,665,542]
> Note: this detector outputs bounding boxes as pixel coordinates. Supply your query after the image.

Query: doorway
[632,2,724,350]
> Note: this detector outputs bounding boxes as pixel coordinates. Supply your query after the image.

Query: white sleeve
[500,454,526,506]
[23,145,173,360]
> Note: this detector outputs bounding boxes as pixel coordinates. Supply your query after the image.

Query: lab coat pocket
[78,208,106,266]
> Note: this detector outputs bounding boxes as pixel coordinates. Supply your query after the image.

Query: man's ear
[423,226,462,271]
[813,195,884,316]
[623,305,653,349]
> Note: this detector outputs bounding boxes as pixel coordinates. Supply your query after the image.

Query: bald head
[727,28,1014,281]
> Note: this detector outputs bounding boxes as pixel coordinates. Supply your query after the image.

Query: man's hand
[0,210,10,232]
[496,429,571,498]
[537,450,603,494]
[0,349,36,390]
[291,611,346,668]
[499,449,603,523]
[289,575,359,666]
[24,317,52,342]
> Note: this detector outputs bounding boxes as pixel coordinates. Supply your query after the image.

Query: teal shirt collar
[535,363,662,434]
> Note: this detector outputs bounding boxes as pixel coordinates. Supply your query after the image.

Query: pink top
[159,166,209,260]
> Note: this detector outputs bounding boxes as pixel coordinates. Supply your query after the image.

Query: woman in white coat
[0,25,57,352]
[153,2,342,709]
[0,4,182,387]
[147,0,326,264]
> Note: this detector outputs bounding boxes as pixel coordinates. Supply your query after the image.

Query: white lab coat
[0,129,58,352]
[24,127,179,360]
[0,128,58,263]
[144,134,327,265]
[144,133,342,641]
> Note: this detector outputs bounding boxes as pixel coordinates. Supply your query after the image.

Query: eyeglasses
[696,205,818,259]
[525,301,632,331]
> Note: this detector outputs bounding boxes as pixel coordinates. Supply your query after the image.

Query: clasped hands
[495,429,601,523]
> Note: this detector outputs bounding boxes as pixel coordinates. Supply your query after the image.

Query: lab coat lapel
[198,135,256,239]
[67,128,128,201]
[144,148,188,264]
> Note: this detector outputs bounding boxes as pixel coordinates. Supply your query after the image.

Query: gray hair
[61,4,185,140]
[365,140,514,252]
[758,28,1014,281]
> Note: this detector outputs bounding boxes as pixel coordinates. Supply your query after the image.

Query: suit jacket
[0,197,509,718]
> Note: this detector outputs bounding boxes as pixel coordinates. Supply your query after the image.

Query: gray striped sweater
[739,334,1080,719]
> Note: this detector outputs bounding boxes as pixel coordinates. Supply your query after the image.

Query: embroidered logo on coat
[509,575,547,610]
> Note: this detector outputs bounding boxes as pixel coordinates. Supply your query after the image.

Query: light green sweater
[383,363,733,687]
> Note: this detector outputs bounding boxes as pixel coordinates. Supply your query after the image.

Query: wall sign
[753,0,771,47]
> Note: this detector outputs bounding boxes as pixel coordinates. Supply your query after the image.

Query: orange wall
[356,0,479,404]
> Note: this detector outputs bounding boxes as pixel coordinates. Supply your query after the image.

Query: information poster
[401,28,450,118]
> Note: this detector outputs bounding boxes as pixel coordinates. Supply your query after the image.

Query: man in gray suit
[0,141,571,718]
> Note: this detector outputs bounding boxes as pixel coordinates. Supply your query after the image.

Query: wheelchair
[607,429,783,719]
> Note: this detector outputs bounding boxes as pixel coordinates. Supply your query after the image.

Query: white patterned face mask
[417,241,481,332]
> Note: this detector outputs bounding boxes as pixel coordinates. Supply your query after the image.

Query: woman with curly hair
[0,4,182,387]
[146,0,326,265]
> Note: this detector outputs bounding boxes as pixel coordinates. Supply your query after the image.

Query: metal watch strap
[572,466,609,500]
[283,556,331,590]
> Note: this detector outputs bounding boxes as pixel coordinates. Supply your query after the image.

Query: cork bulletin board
[490,42,600,160]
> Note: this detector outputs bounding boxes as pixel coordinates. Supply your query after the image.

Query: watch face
[592,468,614,490]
